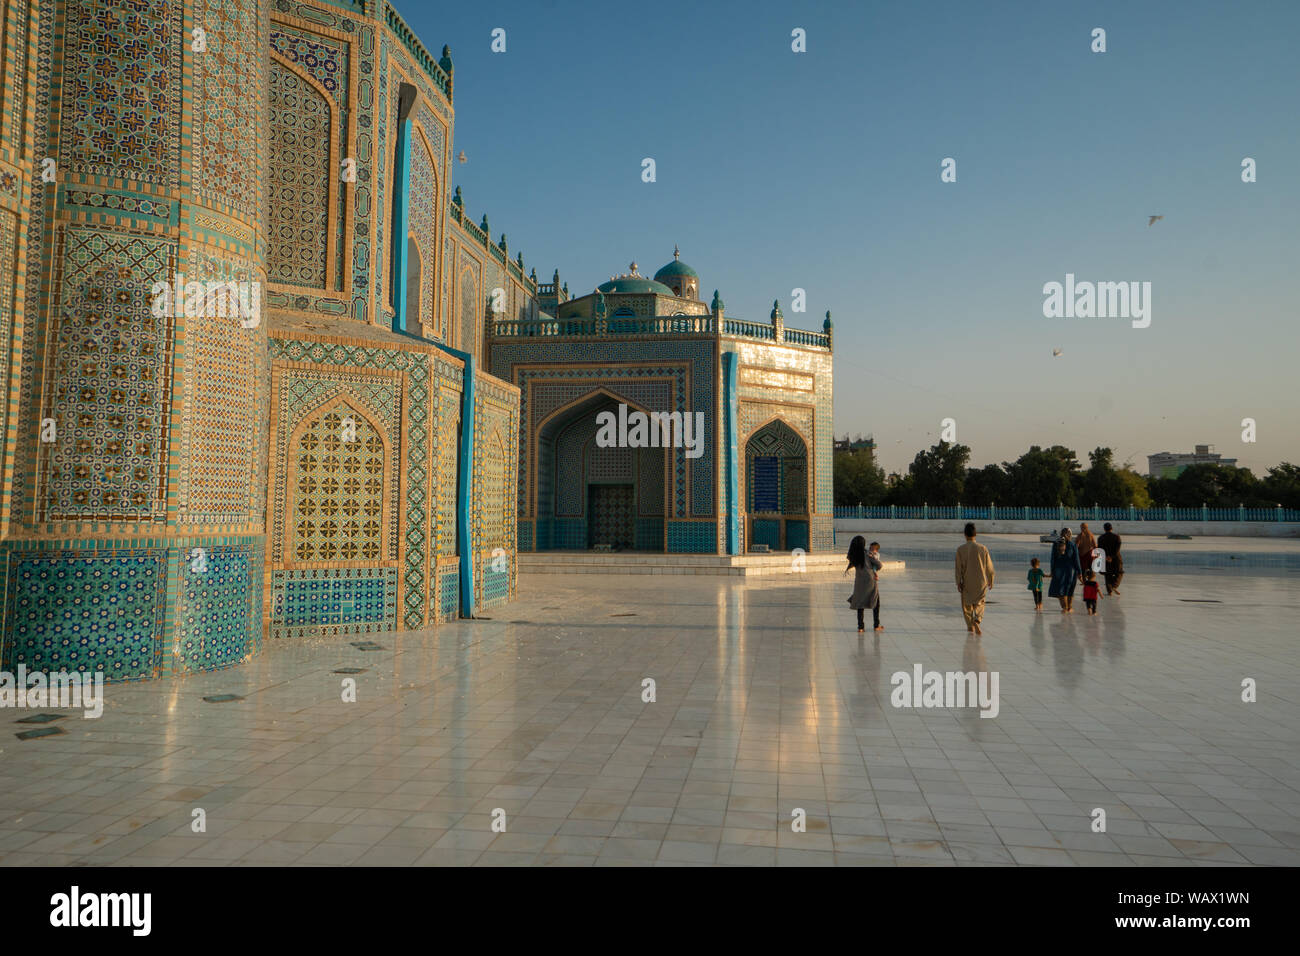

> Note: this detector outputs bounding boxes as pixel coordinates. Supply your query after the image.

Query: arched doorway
[744,419,809,551]
[535,390,668,551]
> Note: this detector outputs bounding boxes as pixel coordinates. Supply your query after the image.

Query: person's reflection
[1029,608,1046,662]
[1049,615,1083,693]
[1101,598,1127,663]
[959,635,990,739]
[849,631,883,722]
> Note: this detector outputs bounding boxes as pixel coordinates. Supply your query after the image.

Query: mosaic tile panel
[666,521,716,554]
[59,0,182,187]
[289,405,385,562]
[589,442,632,482]
[178,251,264,524]
[638,445,665,516]
[270,26,348,105]
[408,127,439,335]
[3,550,167,681]
[195,0,262,215]
[588,484,634,549]
[271,368,400,564]
[175,544,257,673]
[44,228,175,521]
[435,385,460,555]
[268,60,331,288]
[267,340,431,630]
[459,259,477,353]
[635,517,664,550]
[270,567,398,639]
[437,566,459,620]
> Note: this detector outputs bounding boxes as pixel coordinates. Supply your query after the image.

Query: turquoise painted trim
[426,338,477,618]
[458,354,476,616]
[722,351,740,555]
[391,116,413,333]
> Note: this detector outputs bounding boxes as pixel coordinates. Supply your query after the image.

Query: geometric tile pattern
[175,544,256,673]
[408,132,438,335]
[435,386,459,555]
[269,566,397,640]
[59,0,182,186]
[268,61,331,288]
[588,484,634,549]
[196,0,262,214]
[289,405,385,562]
[3,550,167,681]
[44,228,175,521]
[270,370,400,564]
[178,253,263,524]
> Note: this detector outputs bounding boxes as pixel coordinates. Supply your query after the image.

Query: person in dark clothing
[1097,522,1124,595]
[1048,527,1082,612]
[845,535,883,633]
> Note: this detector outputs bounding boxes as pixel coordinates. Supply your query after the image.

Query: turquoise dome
[654,259,698,282]
[596,276,674,295]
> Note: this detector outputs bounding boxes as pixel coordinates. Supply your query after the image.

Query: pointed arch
[283,394,393,566]
[267,51,340,291]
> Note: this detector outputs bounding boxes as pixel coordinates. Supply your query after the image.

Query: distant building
[835,434,877,454]
[1147,445,1239,478]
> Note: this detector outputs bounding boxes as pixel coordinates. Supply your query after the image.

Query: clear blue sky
[401,0,1299,476]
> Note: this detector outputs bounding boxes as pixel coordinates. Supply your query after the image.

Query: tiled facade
[0,0,833,681]
[490,267,835,555]
[0,1,521,682]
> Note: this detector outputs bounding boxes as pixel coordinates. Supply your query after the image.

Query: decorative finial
[771,299,783,320]
[823,309,833,330]
[499,233,507,251]
[673,244,680,260]
[439,45,454,74]
[629,261,638,275]
[480,213,489,232]
[453,185,463,206]
[711,289,725,316]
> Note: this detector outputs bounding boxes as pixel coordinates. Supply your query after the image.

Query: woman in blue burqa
[1048,526,1082,613]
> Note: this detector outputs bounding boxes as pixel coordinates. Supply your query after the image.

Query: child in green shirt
[1027,558,1045,612]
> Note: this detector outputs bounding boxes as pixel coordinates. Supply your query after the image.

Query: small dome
[654,245,699,283]
[596,276,675,295]
[596,260,673,296]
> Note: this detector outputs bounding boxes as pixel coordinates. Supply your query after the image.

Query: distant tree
[883,472,918,506]
[1147,463,1267,508]
[1116,468,1153,508]
[1262,463,1300,509]
[1081,447,1127,506]
[833,448,887,506]
[907,441,970,505]
[965,463,1011,505]
[1005,445,1081,505]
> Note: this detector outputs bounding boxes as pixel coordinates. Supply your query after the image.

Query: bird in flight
[1147,215,1163,226]
[1052,348,1063,357]
[458,151,467,164]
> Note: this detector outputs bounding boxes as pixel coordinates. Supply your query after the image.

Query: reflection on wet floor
[0,562,1295,867]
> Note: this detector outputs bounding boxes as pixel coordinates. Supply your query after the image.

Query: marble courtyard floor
[1,561,1297,867]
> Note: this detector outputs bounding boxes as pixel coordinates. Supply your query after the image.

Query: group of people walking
[845,521,1125,634]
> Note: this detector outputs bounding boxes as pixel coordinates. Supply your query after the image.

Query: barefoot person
[1048,527,1082,612]
[955,522,995,636]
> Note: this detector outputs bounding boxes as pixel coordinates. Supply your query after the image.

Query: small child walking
[1027,557,1044,612]
[1082,570,1102,615]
